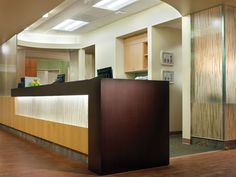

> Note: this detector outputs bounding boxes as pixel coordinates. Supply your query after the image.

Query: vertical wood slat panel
[225,105,236,140]
[225,6,236,140]
[191,6,223,140]
[192,103,222,139]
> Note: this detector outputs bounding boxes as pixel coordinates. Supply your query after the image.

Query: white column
[115,38,127,79]
[69,50,79,81]
[16,48,26,83]
[147,26,162,80]
[79,49,86,80]
[182,15,191,142]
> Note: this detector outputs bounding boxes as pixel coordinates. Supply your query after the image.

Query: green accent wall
[37,59,69,80]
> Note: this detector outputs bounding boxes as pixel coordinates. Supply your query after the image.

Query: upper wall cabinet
[124,33,148,73]
[25,58,37,77]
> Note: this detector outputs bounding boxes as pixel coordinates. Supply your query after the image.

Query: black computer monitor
[97,67,113,78]
[54,74,65,83]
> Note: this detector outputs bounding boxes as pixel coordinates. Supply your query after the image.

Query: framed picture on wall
[160,51,174,66]
[162,70,174,83]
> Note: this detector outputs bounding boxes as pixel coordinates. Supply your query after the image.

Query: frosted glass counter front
[15,95,88,128]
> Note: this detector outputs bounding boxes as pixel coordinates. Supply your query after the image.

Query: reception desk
[11,78,169,175]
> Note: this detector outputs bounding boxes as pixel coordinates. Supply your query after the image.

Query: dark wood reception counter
[11,78,169,175]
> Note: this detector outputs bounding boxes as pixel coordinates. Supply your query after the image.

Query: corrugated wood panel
[225,5,236,140]
[225,105,236,140]
[192,103,223,139]
[191,6,223,140]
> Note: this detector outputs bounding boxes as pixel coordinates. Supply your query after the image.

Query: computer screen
[54,74,65,83]
[97,67,113,78]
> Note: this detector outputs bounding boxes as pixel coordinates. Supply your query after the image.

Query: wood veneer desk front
[11,78,169,175]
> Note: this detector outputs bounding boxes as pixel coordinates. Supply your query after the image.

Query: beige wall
[150,27,182,132]
[0,36,17,96]
[85,54,95,79]
[25,49,70,61]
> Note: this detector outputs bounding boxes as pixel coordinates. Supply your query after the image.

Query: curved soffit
[162,0,236,15]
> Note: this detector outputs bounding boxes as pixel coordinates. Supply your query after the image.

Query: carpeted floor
[170,134,222,157]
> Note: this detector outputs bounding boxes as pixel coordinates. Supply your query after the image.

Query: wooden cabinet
[124,33,148,73]
[25,58,37,77]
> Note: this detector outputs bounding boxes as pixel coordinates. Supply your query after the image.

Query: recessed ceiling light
[93,0,137,11]
[43,13,49,18]
[52,19,88,32]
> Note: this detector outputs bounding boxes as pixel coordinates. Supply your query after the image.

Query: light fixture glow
[43,13,49,18]
[1,44,9,55]
[15,95,89,128]
[52,19,88,31]
[93,0,137,11]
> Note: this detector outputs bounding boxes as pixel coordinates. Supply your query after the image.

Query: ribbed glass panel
[224,6,236,140]
[15,95,88,128]
[191,6,223,140]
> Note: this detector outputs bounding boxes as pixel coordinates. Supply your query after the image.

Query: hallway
[0,128,235,177]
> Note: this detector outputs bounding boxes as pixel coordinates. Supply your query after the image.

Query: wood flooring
[0,128,235,177]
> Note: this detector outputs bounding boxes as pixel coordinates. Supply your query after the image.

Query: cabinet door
[143,42,148,70]
[125,42,145,72]
[25,58,37,77]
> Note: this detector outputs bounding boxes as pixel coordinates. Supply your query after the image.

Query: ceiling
[22,0,162,35]
[162,0,236,15]
[0,0,63,45]
[3,0,235,46]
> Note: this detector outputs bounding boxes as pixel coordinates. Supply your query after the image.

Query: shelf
[125,69,148,74]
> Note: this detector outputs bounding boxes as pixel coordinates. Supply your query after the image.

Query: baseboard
[170,131,182,135]
[182,138,191,145]
[191,137,236,150]
[0,124,88,163]
[224,140,236,150]
[191,137,224,149]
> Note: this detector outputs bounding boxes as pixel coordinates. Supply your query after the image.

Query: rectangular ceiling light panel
[93,0,137,11]
[52,19,88,31]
